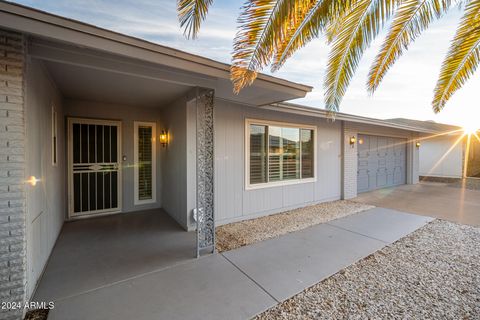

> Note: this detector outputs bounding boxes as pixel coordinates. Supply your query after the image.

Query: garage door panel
[377,137,388,157]
[369,136,377,156]
[358,135,370,158]
[386,162,395,183]
[358,160,368,167]
[378,158,387,167]
[376,170,388,187]
[394,140,405,153]
[357,174,370,193]
[393,166,404,184]
[357,134,407,193]
[387,173,394,186]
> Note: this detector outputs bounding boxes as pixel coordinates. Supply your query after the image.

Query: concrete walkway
[45,208,432,320]
[354,182,480,227]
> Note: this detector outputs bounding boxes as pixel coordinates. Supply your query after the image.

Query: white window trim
[134,121,157,205]
[245,118,317,190]
[51,105,58,166]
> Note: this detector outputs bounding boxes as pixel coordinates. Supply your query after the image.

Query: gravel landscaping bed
[420,176,480,191]
[256,219,480,320]
[216,200,374,252]
[24,309,48,320]
[449,178,480,191]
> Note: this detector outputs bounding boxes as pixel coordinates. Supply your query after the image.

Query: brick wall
[0,29,26,320]
[342,122,358,199]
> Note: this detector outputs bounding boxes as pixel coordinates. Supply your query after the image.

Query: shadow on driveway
[353,182,480,227]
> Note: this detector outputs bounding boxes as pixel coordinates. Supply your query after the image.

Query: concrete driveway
[353,182,480,227]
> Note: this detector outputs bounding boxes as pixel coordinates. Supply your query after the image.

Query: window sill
[245,178,316,191]
[134,199,157,206]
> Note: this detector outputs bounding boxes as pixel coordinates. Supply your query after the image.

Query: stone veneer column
[195,89,215,257]
[0,28,27,320]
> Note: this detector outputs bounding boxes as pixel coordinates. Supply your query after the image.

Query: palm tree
[177,0,480,113]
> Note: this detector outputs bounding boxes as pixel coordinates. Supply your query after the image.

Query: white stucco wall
[25,58,65,298]
[419,135,463,178]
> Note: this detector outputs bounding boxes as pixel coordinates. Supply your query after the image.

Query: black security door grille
[70,120,121,216]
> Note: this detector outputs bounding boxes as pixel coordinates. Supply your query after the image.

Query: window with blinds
[134,122,156,204]
[248,121,315,187]
[51,106,58,166]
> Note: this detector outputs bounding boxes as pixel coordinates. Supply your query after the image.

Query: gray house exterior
[0,2,441,319]
[389,118,480,179]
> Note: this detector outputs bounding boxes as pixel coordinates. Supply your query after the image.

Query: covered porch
[25,37,218,301]
[33,209,196,302]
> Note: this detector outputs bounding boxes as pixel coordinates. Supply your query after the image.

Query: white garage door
[357,134,407,193]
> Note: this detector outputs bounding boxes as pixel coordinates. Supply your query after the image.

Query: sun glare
[462,123,479,134]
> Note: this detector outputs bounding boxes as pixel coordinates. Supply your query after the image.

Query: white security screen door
[68,118,122,218]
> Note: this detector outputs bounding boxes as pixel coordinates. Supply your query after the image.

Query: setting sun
[463,123,479,134]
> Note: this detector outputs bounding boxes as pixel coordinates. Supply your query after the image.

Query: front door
[68,118,122,218]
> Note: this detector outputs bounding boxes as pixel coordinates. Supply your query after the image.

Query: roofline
[386,118,463,132]
[266,102,442,134]
[0,0,313,93]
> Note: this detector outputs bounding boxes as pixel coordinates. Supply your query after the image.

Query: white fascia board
[263,103,442,134]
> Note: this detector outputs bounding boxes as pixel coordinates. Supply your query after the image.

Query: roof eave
[266,103,441,134]
[0,1,312,95]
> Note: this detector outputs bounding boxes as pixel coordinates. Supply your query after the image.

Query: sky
[11,0,479,127]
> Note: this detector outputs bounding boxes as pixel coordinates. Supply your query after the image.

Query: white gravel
[255,219,480,320]
[216,200,374,252]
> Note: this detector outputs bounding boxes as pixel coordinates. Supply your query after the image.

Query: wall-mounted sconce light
[26,176,39,186]
[349,136,356,147]
[159,130,169,147]
[416,141,421,148]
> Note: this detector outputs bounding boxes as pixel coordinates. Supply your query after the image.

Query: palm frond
[325,7,351,43]
[231,0,318,93]
[178,0,213,39]
[271,0,357,72]
[324,0,398,111]
[368,0,453,93]
[270,0,326,71]
[432,0,480,112]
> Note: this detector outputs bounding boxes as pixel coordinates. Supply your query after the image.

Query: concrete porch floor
[353,182,480,227]
[33,209,196,302]
[35,208,432,320]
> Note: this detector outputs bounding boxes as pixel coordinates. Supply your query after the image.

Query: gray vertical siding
[25,58,65,300]
[185,98,197,230]
[214,100,342,225]
[160,96,190,230]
